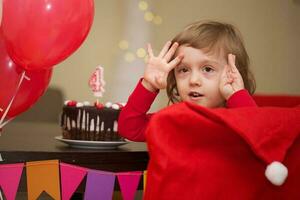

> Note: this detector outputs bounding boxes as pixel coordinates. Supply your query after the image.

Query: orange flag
[26,160,61,200]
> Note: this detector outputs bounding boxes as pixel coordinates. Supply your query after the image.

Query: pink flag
[0,163,24,200]
[60,163,87,200]
[117,171,142,200]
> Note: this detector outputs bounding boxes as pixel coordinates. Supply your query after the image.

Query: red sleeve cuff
[127,78,159,113]
[226,89,257,108]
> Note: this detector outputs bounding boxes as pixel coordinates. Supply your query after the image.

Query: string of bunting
[0,160,147,200]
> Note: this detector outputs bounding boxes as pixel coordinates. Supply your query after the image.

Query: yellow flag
[26,160,61,200]
[143,170,147,191]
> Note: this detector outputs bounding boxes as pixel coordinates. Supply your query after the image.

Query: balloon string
[0,70,27,129]
[0,118,15,129]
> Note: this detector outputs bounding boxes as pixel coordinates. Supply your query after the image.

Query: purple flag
[84,170,115,200]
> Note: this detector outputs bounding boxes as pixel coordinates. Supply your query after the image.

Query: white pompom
[265,161,288,186]
[105,102,112,108]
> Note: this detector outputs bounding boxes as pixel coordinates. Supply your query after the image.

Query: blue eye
[202,66,214,73]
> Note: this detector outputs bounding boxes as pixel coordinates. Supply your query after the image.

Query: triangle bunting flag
[143,170,147,190]
[60,162,87,200]
[84,170,115,200]
[0,163,24,200]
[117,171,142,200]
[26,160,61,200]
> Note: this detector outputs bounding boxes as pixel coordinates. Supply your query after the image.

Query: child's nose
[189,72,201,86]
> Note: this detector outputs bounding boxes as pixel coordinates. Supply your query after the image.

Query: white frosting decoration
[105,102,112,108]
[83,101,90,106]
[265,161,288,186]
[120,102,126,107]
[112,104,120,110]
[76,102,84,107]
[64,100,71,105]
[63,100,122,132]
[65,110,118,132]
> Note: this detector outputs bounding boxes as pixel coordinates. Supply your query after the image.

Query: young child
[118,20,257,142]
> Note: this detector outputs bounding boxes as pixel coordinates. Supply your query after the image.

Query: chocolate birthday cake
[60,65,125,141]
[60,101,125,141]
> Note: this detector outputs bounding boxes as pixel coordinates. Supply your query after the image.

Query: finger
[227,54,234,73]
[167,55,184,71]
[231,55,239,73]
[223,64,233,83]
[222,64,230,77]
[147,43,154,58]
[219,66,227,84]
[222,64,229,77]
[164,42,179,62]
[158,41,172,58]
[228,54,238,73]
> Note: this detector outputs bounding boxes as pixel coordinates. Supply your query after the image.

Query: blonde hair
[167,20,256,103]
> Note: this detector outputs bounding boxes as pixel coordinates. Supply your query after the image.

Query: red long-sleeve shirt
[118,79,257,142]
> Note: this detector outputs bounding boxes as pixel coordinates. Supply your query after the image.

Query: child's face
[174,46,227,108]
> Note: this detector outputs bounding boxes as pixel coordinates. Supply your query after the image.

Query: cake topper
[88,65,105,103]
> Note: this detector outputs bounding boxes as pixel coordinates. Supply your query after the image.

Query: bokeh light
[138,1,148,11]
[124,52,136,62]
[118,40,129,50]
[144,11,154,22]
[136,48,147,58]
[153,15,162,25]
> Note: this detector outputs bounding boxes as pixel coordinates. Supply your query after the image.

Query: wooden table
[0,121,148,170]
[0,121,149,198]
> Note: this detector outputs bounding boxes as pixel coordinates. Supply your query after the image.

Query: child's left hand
[220,54,245,100]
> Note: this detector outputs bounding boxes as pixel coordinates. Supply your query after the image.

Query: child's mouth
[188,91,203,98]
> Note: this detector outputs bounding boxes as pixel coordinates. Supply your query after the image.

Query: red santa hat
[144,103,300,199]
[204,104,299,186]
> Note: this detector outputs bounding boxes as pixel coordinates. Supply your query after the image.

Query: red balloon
[0,35,52,119]
[1,0,94,71]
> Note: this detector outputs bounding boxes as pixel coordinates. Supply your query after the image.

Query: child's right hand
[142,41,183,92]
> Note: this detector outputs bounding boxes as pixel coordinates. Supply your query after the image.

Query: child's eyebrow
[200,58,221,65]
[176,58,222,67]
